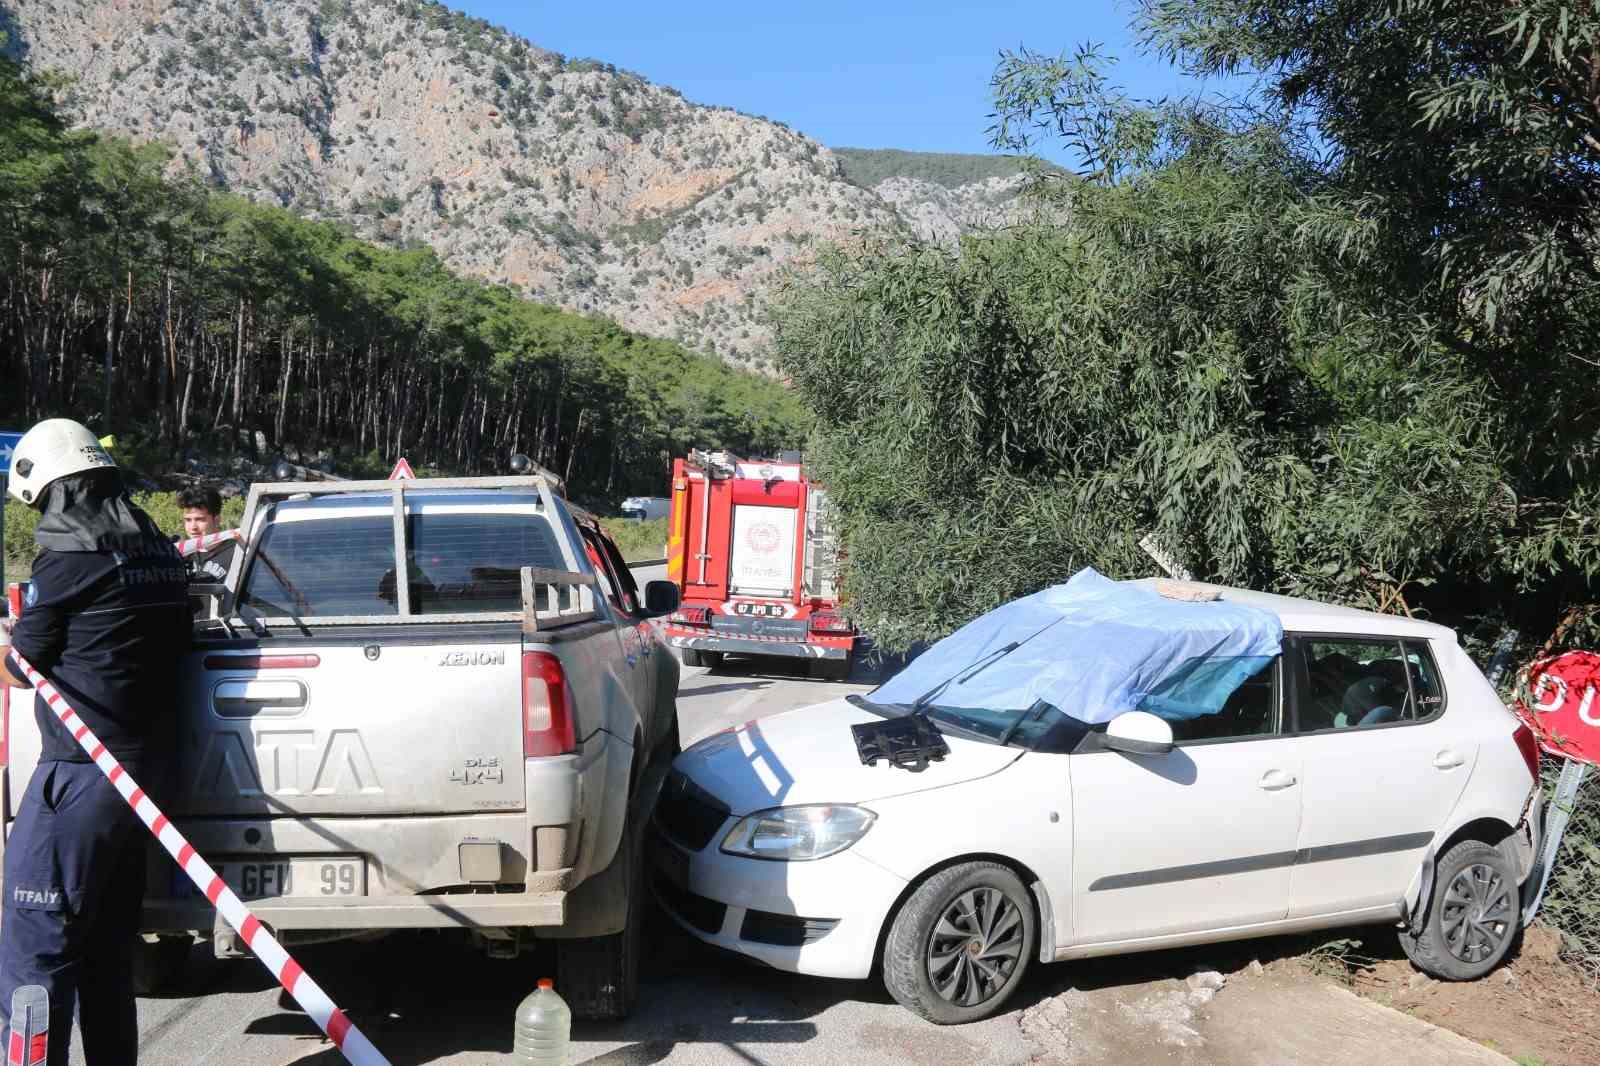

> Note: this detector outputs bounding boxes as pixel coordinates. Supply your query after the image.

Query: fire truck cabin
[662,450,856,680]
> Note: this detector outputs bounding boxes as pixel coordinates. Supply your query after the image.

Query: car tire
[133,934,194,995]
[1399,839,1520,981]
[681,649,705,668]
[882,862,1036,1025]
[557,818,645,1021]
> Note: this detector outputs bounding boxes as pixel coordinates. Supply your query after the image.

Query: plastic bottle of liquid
[513,978,571,1064]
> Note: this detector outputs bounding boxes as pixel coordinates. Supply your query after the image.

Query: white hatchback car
[651,576,1543,1023]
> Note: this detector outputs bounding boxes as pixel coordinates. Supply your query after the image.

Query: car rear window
[239,510,565,618]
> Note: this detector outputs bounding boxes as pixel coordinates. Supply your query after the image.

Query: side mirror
[1103,711,1174,756]
[643,580,680,617]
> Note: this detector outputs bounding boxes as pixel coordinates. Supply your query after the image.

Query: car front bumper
[648,828,905,979]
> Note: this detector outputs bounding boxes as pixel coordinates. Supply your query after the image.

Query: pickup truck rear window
[238,511,565,618]
[408,512,564,614]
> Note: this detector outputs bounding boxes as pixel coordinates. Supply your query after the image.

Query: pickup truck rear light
[670,607,712,627]
[1512,722,1542,783]
[808,611,853,635]
[523,651,576,757]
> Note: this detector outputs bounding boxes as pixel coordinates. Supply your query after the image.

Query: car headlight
[720,804,876,861]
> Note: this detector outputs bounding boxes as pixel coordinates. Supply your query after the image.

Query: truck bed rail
[201,474,602,632]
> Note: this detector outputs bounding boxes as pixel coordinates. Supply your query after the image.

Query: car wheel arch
[870,852,1050,975]
[1437,816,1516,855]
[1406,815,1523,921]
[1436,815,1526,878]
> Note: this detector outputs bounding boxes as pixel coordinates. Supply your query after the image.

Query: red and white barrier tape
[4,651,390,1066]
[175,529,244,557]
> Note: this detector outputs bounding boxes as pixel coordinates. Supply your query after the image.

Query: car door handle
[1258,769,1298,791]
[1433,749,1466,770]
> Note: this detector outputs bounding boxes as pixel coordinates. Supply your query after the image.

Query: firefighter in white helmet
[0,419,190,1065]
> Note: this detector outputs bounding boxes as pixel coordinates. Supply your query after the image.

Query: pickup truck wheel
[133,934,194,995]
[556,820,644,1020]
[681,649,705,668]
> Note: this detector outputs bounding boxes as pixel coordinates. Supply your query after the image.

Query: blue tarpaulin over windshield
[871,568,1283,725]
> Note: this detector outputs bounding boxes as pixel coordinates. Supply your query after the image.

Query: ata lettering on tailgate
[193,729,384,795]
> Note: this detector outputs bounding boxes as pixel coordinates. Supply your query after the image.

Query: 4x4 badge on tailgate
[450,757,504,785]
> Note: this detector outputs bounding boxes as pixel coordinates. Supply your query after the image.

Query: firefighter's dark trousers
[0,759,155,1066]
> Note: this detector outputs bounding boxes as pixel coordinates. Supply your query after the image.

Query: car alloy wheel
[883,861,1036,1024]
[926,887,1026,1008]
[1440,861,1515,965]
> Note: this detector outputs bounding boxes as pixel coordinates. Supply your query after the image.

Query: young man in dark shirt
[0,419,190,1065]
[177,485,237,585]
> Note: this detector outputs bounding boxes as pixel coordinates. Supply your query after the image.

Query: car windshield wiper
[845,694,991,741]
[995,699,1052,747]
[909,616,1068,712]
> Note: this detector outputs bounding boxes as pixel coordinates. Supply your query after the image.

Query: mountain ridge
[5,0,1034,367]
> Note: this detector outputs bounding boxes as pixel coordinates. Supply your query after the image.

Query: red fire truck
[662,449,857,679]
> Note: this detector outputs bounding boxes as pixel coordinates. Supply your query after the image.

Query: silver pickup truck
[2,471,682,1019]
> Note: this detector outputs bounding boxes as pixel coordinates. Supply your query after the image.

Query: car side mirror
[643,580,680,617]
[1103,711,1174,756]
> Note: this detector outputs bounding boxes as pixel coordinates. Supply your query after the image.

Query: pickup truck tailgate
[175,636,525,817]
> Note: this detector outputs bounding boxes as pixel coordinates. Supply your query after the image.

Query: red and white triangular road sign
[388,457,417,481]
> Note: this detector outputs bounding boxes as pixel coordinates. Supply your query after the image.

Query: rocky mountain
[832,148,1056,245]
[2,0,1033,368]
[865,174,1028,245]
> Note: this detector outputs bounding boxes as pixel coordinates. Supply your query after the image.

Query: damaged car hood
[674,697,1022,815]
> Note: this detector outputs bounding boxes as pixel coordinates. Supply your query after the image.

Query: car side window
[592,530,641,614]
[1293,637,1442,732]
[1403,640,1446,716]
[1139,656,1281,744]
[579,529,625,611]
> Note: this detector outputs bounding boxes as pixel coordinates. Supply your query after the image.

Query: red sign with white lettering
[1520,651,1600,766]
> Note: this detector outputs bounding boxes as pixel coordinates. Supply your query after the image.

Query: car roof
[1128,577,1457,643]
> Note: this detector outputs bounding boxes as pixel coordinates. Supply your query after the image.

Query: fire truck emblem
[746,521,781,555]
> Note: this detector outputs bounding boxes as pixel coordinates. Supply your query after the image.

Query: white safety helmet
[6,419,116,508]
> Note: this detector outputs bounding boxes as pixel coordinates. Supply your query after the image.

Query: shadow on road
[214,914,842,1065]
[678,679,776,699]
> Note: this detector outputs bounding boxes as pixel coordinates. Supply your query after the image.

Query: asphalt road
[62,565,1049,1066]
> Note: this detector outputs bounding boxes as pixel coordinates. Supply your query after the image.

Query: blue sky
[453,2,1232,162]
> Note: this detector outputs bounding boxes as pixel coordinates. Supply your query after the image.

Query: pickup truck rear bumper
[144,891,565,933]
[137,748,607,936]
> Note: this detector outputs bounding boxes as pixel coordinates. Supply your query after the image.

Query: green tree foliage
[0,55,805,505]
[775,9,1600,652]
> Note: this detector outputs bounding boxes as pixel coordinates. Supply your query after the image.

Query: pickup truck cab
[3,471,681,1019]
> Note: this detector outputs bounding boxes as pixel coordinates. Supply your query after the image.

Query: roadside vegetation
[775,0,1600,1001]
[600,517,670,564]
[0,49,806,510]
[777,2,1600,660]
